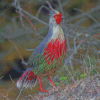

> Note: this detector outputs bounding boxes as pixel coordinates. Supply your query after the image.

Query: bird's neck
[49,23,65,41]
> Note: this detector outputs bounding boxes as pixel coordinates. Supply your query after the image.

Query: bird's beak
[62,16,64,19]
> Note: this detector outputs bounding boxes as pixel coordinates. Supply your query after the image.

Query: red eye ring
[53,13,62,24]
[54,15,58,19]
[54,13,62,18]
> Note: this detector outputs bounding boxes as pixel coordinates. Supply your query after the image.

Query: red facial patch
[43,37,66,64]
[53,13,62,25]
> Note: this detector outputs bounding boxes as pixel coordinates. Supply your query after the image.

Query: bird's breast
[43,37,66,65]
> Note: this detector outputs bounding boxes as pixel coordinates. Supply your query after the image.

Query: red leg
[48,76,56,87]
[37,77,48,92]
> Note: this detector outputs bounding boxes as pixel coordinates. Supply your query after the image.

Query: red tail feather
[16,68,37,89]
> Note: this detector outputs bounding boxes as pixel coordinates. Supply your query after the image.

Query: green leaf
[80,74,86,78]
[90,69,97,75]
[65,80,68,84]
[60,77,68,81]
[54,82,60,86]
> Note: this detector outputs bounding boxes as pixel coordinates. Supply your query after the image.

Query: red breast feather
[43,37,66,65]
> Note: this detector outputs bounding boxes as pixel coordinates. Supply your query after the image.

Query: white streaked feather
[16,76,37,89]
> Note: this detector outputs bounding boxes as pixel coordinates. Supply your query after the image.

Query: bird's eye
[53,13,62,20]
[54,15,58,19]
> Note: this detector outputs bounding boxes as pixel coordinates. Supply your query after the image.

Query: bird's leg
[48,76,56,87]
[37,77,48,92]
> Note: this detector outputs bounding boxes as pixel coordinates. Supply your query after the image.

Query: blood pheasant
[16,9,66,92]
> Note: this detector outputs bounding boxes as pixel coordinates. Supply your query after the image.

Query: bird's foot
[37,76,57,92]
[37,77,49,92]
[39,88,48,92]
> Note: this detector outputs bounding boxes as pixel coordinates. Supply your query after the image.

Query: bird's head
[49,9,63,25]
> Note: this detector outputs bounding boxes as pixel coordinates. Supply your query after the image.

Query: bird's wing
[28,44,45,68]
[28,32,52,69]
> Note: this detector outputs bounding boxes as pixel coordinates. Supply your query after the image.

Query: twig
[0,8,9,17]
[57,0,64,15]
[74,74,99,100]
[17,9,44,39]
[67,5,100,23]
[13,0,17,6]
[36,5,50,18]
[74,8,100,27]
[0,34,25,63]
[8,38,25,62]
[16,10,38,33]
[25,49,34,51]
[12,4,48,26]
[76,32,100,43]
[9,75,16,86]
[21,61,28,66]
[0,91,9,100]
[65,66,75,82]
[0,76,3,80]
[46,1,53,10]
[57,0,65,24]
[22,95,34,100]
[16,89,23,100]
[66,79,85,99]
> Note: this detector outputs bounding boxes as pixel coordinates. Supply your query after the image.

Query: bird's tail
[16,68,37,89]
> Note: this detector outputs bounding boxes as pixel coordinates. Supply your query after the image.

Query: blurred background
[0,0,100,99]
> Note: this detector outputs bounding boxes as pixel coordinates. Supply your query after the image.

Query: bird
[16,8,67,92]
